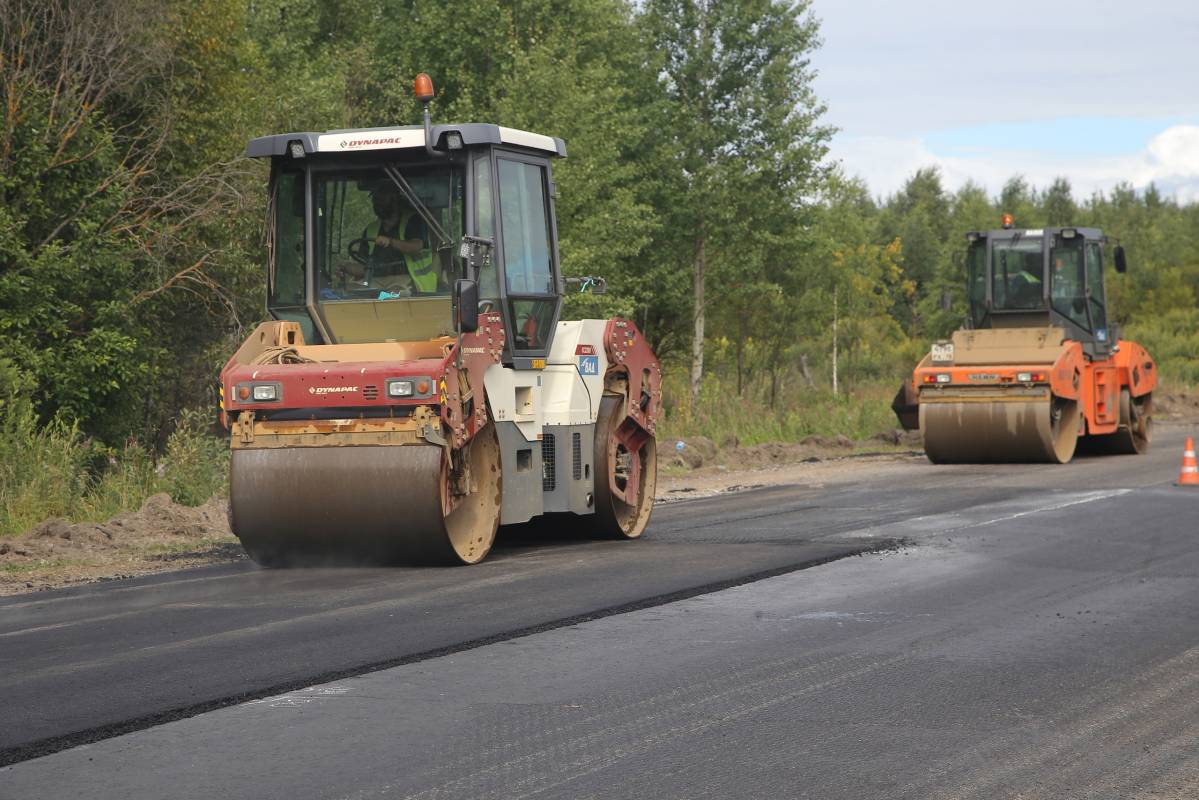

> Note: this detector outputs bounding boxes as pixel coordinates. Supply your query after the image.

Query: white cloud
[833,125,1199,203]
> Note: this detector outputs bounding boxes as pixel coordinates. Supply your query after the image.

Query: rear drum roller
[921,393,1080,464]
[230,424,502,566]
[1081,389,1152,455]
[590,395,657,539]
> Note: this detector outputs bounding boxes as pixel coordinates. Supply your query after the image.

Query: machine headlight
[252,384,279,401]
[388,380,414,397]
[936,373,951,384]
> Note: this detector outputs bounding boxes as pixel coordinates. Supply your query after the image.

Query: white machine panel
[483,319,610,442]
[545,320,609,422]
[484,365,543,442]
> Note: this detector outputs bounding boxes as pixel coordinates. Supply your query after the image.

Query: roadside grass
[1,367,228,538]
[659,372,899,446]
[3,558,75,575]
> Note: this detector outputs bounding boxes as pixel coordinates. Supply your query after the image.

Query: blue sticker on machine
[578,355,599,375]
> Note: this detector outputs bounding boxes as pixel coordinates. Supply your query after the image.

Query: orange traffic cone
[1179,436,1199,486]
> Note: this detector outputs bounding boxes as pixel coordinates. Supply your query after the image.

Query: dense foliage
[1,0,1196,475]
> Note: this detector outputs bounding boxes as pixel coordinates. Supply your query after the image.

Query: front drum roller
[589,395,657,539]
[230,425,502,566]
[920,393,1080,464]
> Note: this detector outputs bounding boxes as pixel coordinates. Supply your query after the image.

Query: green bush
[0,360,94,534]
[1124,309,1199,388]
[0,359,229,536]
[659,369,900,447]
[160,408,230,507]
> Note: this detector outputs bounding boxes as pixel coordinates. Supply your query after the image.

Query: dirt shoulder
[1,494,242,595]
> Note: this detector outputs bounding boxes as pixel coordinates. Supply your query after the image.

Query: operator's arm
[374,234,423,255]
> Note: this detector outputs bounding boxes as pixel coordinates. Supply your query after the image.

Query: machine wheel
[441,424,503,564]
[230,425,502,567]
[1083,389,1152,455]
[589,395,656,539]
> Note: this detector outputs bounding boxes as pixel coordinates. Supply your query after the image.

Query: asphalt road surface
[2,425,1198,799]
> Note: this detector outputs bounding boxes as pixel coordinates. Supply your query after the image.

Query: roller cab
[899,223,1155,463]
[220,76,662,566]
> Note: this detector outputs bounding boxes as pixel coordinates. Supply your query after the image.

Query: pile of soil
[0,493,241,595]
[1155,390,1199,422]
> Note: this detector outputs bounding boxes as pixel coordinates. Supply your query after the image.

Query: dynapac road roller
[894,218,1155,463]
[219,75,660,566]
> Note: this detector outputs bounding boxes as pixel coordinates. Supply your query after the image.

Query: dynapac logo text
[309,386,359,394]
[341,137,407,148]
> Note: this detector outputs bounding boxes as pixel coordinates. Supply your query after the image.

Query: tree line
[2,0,1196,455]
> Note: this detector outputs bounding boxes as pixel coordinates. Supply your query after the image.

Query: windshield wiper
[382,164,453,251]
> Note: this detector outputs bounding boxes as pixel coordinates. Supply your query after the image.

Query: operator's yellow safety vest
[366,215,438,293]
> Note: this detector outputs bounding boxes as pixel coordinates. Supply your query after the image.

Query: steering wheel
[348,237,372,265]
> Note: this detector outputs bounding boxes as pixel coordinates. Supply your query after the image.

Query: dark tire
[1081,389,1152,455]
[589,395,656,539]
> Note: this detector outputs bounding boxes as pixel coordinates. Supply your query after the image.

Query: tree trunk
[690,232,706,405]
[831,286,839,396]
[735,312,747,396]
[799,353,814,388]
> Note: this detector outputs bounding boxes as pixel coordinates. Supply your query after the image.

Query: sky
[809,0,1199,202]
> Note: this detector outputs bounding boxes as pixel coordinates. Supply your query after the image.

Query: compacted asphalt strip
[0,426,1194,790]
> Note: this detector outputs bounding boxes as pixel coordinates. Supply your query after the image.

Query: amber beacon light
[414,73,436,103]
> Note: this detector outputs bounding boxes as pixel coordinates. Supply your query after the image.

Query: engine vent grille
[363,385,379,400]
[572,432,582,480]
[541,434,556,492]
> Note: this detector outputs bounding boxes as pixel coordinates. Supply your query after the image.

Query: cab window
[497,157,556,351]
[991,237,1043,310]
[967,240,987,327]
[497,159,554,294]
[1086,241,1108,336]
[474,153,499,301]
[269,170,306,309]
[1050,234,1088,330]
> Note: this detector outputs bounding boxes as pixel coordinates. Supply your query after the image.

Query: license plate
[930,342,954,363]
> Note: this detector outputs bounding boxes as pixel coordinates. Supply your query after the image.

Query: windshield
[313,165,464,343]
[991,237,1044,311]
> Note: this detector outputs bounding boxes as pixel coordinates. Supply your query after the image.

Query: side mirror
[1114,245,1128,274]
[454,278,479,333]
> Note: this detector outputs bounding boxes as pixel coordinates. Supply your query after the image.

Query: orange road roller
[894,220,1155,463]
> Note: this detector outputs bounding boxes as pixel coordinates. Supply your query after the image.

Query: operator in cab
[339,188,438,294]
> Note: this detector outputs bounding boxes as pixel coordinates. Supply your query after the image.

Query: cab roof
[967,226,1105,241]
[245,123,566,159]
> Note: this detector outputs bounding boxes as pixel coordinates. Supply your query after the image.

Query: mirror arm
[564,275,608,295]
